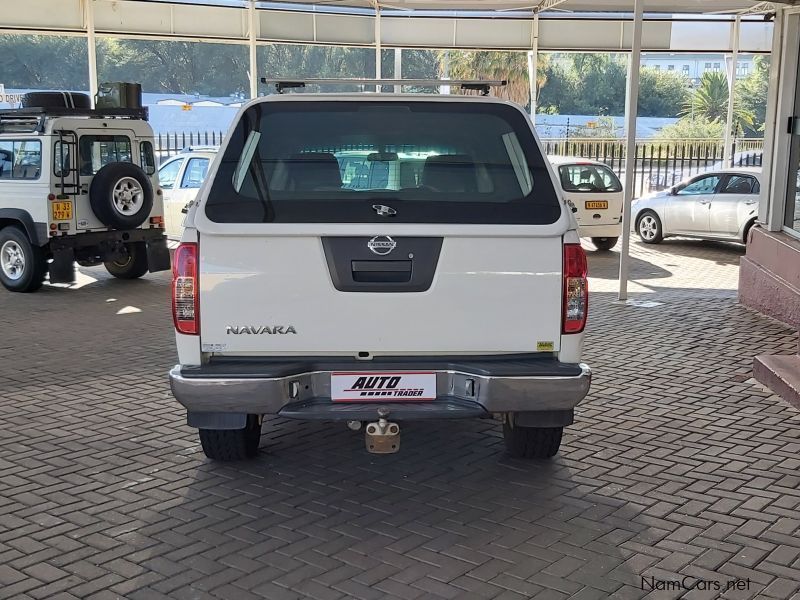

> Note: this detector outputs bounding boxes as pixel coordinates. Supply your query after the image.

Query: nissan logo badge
[368,235,397,256]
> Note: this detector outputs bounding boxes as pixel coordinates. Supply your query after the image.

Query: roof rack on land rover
[0,106,149,133]
[260,78,508,96]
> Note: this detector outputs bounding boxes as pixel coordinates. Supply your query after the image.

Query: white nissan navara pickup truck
[169,92,591,461]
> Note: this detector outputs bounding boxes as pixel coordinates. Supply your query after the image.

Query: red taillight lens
[172,243,199,335]
[563,243,588,334]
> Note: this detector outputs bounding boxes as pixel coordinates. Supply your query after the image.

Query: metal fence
[153,132,764,197]
[541,137,764,197]
[155,131,226,161]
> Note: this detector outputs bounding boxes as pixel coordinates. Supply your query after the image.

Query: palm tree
[681,71,754,131]
[437,50,549,108]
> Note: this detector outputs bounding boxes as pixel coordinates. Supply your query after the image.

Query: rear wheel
[503,420,563,459]
[199,415,262,461]
[0,226,47,293]
[636,211,664,244]
[104,242,149,279]
[591,236,618,251]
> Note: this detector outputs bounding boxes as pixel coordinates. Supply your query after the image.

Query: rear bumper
[577,223,622,238]
[169,355,592,424]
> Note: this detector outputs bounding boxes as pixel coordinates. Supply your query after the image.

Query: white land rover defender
[169,81,591,461]
[0,91,169,292]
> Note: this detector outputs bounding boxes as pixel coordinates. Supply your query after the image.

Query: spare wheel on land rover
[89,162,154,229]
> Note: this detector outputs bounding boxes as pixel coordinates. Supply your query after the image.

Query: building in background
[640,53,756,85]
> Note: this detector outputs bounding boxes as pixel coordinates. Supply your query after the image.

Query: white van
[549,156,624,251]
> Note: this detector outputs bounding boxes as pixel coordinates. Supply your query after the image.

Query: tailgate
[198,233,563,355]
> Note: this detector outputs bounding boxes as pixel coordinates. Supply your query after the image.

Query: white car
[168,92,591,462]
[549,156,623,251]
[158,147,217,239]
[633,167,761,244]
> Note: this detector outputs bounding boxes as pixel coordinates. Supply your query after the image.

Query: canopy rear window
[205,101,560,225]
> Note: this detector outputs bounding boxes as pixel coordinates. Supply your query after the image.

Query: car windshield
[558,164,622,193]
[204,100,560,225]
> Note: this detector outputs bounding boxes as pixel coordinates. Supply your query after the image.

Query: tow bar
[365,408,400,454]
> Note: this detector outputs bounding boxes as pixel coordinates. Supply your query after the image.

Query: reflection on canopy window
[206,100,560,225]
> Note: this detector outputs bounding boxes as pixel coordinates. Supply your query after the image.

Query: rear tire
[199,415,262,461]
[503,421,563,459]
[591,236,618,251]
[104,242,149,279]
[636,211,664,244]
[0,226,47,293]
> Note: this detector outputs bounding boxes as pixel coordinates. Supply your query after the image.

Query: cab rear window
[558,164,622,193]
[205,101,560,225]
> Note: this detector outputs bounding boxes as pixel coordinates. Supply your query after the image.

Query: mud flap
[49,248,76,284]
[146,237,171,272]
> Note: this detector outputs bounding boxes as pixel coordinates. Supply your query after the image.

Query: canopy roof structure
[271,0,788,11]
[1,0,781,52]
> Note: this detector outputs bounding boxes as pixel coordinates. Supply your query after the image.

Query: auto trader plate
[331,372,436,402]
[585,200,609,209]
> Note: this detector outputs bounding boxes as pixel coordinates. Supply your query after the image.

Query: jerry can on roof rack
[96,82,143,109]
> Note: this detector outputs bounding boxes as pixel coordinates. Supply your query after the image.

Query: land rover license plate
[331,372,436,402]
[51,201,73,221]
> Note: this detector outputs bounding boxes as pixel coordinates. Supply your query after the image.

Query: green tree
[658,116,725,140]
[736,55,770,136]
[437,50,551,108]
[682,71,754,132]
[0,34,88,89]
[638,68,691,117]
[538,54,698,119]
[98,39,249,96]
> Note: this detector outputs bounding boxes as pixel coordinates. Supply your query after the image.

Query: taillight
[562,243,588,334]
[172,243,199,335]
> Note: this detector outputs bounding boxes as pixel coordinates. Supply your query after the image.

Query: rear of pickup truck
[169,95,591,461]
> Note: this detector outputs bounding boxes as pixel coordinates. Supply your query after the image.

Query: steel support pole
[248,0,258,99]
[723,16,741,166]
[375,6,382,92]
[528,13,539,122]
[84,0,98,107]
[618,0,643,301]
[394,48,402,93]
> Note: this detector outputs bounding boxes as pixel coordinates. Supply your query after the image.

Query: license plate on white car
[585,200,609,209]
[331,372,436,402]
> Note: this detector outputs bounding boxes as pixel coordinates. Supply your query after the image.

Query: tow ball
[365,408,400,454]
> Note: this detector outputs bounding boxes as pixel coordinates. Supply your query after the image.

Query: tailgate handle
[351,260,412,283]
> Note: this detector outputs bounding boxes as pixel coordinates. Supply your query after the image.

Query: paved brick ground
[1,237,799,600]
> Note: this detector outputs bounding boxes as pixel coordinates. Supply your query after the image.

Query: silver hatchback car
[632,167,761,244]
